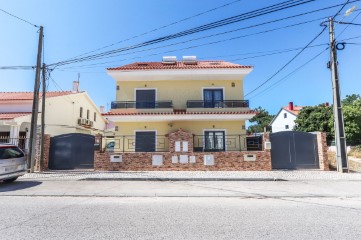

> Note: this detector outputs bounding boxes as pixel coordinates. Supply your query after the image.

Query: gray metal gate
[49,133,95,170]
[270,131,319,169]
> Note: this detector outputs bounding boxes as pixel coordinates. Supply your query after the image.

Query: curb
[79,177,286,181]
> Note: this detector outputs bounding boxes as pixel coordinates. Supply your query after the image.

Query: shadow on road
[0,181,42,192]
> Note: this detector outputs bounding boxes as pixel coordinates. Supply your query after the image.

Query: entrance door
[135,131,156,152]
[204,131,225,152]
[203,89,223,108]
[136,89,156,109]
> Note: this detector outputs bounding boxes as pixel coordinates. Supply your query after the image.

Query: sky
[0,0,360,115]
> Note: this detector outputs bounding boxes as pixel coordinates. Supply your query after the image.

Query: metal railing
[101,135,169,153]
[0,136,30,153]
[187,100,249,108]
[193,135,262,152]
[111,101,173,109]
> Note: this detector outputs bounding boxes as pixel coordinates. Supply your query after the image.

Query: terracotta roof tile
[0,112,31,120]
[0,91,76,101]
[107,61,252,71]
[102,111,256,116]
[282,106,303,115]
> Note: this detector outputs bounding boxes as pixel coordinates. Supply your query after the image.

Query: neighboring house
[103,56,256,152]
[0,82,106,144]
[269,102,303,133]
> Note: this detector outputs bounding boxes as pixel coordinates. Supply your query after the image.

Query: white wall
[40,92,106,136]
[271,109,297,133]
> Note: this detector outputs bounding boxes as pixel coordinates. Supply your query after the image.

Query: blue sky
[0,0,360,114]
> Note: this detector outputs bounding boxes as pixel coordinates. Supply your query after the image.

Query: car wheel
[3,177,18,183]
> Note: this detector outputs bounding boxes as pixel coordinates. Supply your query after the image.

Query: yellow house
[104,56,256,153]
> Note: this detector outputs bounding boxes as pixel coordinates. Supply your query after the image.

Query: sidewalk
[20,170,361,181]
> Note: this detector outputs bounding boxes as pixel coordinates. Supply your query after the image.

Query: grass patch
[348,146,361,158]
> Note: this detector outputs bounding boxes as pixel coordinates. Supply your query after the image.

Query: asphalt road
[1,180,361,240]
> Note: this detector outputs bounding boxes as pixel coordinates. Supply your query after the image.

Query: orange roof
[282,106,303,115]
[0,91,76,101]
[0,112,31,120]
[107,61,252,71]
[102,110,257,116]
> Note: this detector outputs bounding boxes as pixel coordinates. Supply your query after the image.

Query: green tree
[337,95,361,144]
[294,105,333,140]
[248,107,274,133]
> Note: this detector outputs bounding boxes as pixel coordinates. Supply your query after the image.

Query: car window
[0,146,25,159]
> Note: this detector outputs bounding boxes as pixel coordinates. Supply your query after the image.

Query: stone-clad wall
[316,132,329,171]
[95,129,271,171]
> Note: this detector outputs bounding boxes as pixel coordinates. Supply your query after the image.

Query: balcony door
[204,131,225,152]
[203,89,223,108]
[136,89,156,109]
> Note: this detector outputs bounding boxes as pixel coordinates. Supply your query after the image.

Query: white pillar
[9,125,20,145]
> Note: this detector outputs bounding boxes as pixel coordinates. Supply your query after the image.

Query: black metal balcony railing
[187,100,249,108]
[111,101,173,109]
[193,135,262,152]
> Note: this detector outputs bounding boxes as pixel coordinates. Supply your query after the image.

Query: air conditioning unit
[78,118,87,125]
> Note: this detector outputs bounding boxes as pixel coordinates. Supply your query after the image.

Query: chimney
[99,106,105,113]
[288,102,294,111]
[325,102,329,107]
[72,81,79,93]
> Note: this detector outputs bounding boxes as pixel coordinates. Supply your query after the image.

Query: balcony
[187,100,249,108]
[111,101,173,109]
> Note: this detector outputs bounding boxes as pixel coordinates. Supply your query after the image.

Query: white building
[269,102,303,133]
[0,82,106,143]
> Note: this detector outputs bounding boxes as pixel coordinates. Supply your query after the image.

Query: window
[87,110,90,120]
[116,85,120,91]
[284,113,287,118]
[203,89,223,108]
[80,107,83,118]
[94,112,96,122]
[204,131,225,152]
[285,125,289,129]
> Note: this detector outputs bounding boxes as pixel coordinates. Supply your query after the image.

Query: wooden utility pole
[328,18,348,172]
[40,63,46,172]
[29,26,43,173]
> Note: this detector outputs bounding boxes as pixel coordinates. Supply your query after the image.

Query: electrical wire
[0,8,38,28]
[69,0,245,59]
[244,0,353,97]
[248,48,329,100]
[49,0,316,67]
[0,66,35,70]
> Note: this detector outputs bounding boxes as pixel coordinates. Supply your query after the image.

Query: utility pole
[28,26,43,173]
[40,63,46,172]
[328,17,348,173]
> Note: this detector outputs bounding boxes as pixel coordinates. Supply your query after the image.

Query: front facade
[104,57,256,153]
[270,102,303,133]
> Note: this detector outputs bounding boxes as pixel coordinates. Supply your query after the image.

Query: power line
[49,0,316,67]
[56,17,324,69]
[248,48,329,100]
[0,8,38,28]
[0,66,35,70]
[69,0,245,59]
[244,0,354,97]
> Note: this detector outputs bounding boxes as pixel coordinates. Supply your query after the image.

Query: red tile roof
[0,91,76,101]
[283,106,303,115]
[102,110,256,116]
[107,61,252,71]
[0,112,31,120]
